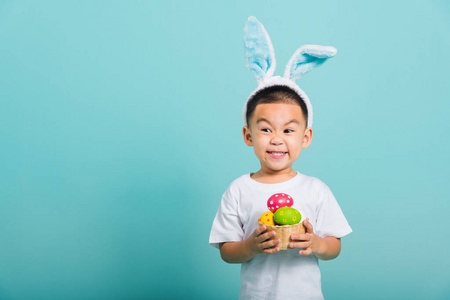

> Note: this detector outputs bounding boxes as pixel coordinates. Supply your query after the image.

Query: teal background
[1,0,449,299]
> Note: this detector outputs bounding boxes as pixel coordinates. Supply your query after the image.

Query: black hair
[245,85,308,127]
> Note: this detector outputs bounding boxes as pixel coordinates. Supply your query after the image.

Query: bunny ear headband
[243,16,337,128]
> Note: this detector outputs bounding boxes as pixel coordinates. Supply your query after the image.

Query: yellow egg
[258,211,275,225]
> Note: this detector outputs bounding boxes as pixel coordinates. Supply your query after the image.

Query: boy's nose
[270,136,283,145]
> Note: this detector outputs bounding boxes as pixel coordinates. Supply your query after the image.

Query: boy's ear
[243,126,253,146]
[302,127,313,149]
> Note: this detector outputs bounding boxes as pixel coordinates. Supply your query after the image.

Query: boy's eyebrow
[255,117,271,124]
[285,119,300,125]
[256,118,301,125]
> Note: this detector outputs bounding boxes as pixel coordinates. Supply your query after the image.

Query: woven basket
[258,221,306,250]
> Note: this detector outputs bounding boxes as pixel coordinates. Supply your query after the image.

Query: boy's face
[243,102,312,176]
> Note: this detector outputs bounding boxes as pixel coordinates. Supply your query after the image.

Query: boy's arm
[219,225,280,264]
[311,236,341,260]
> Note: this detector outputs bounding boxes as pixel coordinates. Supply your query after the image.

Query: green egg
[274,207,301,225]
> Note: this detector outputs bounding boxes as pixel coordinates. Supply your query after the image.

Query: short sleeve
[314,184,352,238]
[209,185,245,248]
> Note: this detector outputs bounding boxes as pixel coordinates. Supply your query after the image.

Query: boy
[209,17,351,299]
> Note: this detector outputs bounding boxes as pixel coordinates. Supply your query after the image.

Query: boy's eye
[284,129,293,133]
[262,128,271,133]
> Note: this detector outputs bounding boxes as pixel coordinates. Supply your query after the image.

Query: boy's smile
[267,151,287,159]
[243,102,313,182]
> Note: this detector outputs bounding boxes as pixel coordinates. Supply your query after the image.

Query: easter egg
[258,211,275,225]
[273,207,301,225]
[267,193,294,213]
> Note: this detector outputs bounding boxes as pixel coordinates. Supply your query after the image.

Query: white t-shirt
[209,172,352,300]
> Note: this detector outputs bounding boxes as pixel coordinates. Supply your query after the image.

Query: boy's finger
[254,225,267,236]
[304,219,314,233]
[291,233,310,241]
[299,248,312,256]
[258,230,277,242]
[261,238,280,250]
[289,241,309,249]
[264,246,280,254]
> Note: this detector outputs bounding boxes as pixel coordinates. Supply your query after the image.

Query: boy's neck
[250,169,298,184]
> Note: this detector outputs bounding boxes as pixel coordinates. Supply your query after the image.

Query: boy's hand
[289,219,321,256]
[290,219,342,260]
[219,225,281,263]
[246,225,281,255]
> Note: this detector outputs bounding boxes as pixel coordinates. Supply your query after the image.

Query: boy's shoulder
[293,172,332,195]
[226,172,330,191]
[219,174,252,203]
[222,172,334,205]
[298,172,329,186]
[226,173,251,190]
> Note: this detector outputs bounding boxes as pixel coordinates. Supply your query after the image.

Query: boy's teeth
[269,152,285,156]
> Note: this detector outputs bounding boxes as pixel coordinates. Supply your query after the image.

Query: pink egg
[267,193,294,213]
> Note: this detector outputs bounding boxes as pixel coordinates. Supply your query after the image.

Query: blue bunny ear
[244,16,276,81]
[284,45,337,81]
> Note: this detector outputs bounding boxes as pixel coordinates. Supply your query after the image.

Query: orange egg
[258,211,275,225]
